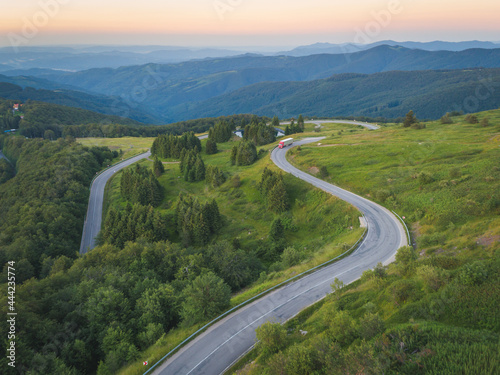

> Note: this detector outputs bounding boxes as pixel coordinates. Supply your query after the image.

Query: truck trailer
[278,138,293,149]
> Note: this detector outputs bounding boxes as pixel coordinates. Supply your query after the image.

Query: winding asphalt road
[0,150,9,162]
[79,151,151,254]
[80,134,209,254]
[150,136,407,375]
[280,119,380,130]
[306,119,380,130]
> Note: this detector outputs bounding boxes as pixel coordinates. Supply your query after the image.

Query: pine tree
[297,114,304,131]
[269,218,285,243]
[403,110,417,128]
[230,145,238,165]
[271,116,280,127]
[268,180,288,213]
[194,156,205,181]
[153,157,164,177]
[205,139,218,155]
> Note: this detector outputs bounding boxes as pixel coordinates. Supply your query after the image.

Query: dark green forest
[0,135,117,281]
[120,164,163,207]
[0,97,267,140]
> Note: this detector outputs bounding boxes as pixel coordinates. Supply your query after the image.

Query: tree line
[208,121,233,143]
[120,164,163,207]
[151,131,201,159]
[100,203,168,248]
[175,193,222,247]
[243,120,276,146]
[179,149,205,182]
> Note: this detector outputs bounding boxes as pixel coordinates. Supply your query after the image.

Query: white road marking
[185,265,360,375]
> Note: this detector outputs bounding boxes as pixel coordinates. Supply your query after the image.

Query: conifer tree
[297,114,305,131]
[205,139,218,155]
[153,157,164,177]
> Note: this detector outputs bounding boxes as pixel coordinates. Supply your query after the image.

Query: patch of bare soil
[477,235,500,247]
[308,166,320,175]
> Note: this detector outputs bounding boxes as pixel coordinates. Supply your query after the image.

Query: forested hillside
[184,68,500,120]
[0,79,158,123]
[0,98,267,139]
[3,46,500,123]
[0,136,117,280]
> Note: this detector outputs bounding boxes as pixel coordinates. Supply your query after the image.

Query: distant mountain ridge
[282,40,500,56]
[0,77,160,124]
[1,41,498,72]
[1,45,500,124]
[173,68,500,120]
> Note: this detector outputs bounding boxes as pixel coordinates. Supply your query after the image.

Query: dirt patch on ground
[412,221,423,238]
[308,166,320,175]
[477,235,500,247]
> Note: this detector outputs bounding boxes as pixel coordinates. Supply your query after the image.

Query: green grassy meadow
[229,111,500,374]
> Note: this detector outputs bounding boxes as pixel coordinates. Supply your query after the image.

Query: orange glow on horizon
[1,0,499,44]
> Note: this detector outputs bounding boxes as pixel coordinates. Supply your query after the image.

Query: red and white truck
[278,138,293,149]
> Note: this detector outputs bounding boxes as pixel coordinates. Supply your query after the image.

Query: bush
[319,165,329,178]
[464,114,478,124]
[416,265,445,292]
[395,246,418,275]
[181,272,231,325]
[458,261,488,286]
[326,310,358,347]
[255,321,287,357]
[358,313,385,340]
[281,247,304,268]
[418,171,434,184]
[390,279,422,306]
[231,174,241,188]
[231,141,257,166]
[440,113,453,124]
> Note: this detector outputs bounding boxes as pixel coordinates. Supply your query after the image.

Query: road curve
[80,134,208,254]
[150,137,407,375]
[306,119,379,130]
[79,151,151,254]
[0,150,10,162]
[279,119,380,130]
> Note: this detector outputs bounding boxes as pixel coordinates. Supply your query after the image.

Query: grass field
[77,136,154,160]
[289,110,500,255]
[228,110,500,374]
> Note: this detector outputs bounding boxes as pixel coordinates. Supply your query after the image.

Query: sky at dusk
[1,0,499,48]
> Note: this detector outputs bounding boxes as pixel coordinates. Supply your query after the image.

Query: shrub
[440,113,453,124]
[256,321,288,357]
[464,114,478,124]
[358,313,385,340]
[319,165,329,178]
[395,246,418,275]
[231,174,241,188]
[390,279,422,306]
[326,310,358,347]
[449,167,461,178]
[416,265,445,292]
[458,261,488,286]
[281,247,304,268]
[418,171,434,184]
